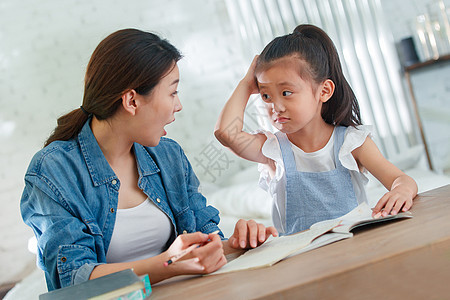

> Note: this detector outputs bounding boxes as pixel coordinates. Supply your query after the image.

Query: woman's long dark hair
[44,29,182,147]
[256,24,361,127]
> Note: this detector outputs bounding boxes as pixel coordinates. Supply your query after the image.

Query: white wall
[0,0,248,285]
[0,0,449,286]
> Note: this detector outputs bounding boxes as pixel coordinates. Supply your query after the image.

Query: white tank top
[106,198,174,263]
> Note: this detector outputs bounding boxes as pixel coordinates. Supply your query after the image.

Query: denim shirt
[20,119,223,291]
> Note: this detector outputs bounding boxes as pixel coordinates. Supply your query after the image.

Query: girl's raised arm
[352,136,418,217]
[215,56,268,164]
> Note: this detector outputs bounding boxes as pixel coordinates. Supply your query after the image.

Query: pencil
[164,230,220,266]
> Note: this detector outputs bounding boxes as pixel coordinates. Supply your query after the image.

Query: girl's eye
[261,93,271,101]
[172,90,179,96]
[282,91,292,97]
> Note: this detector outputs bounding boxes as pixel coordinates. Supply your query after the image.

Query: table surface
[150,184,450,300]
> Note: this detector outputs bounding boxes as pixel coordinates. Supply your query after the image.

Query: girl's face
[135,64,182,146]
[256,59,325,134]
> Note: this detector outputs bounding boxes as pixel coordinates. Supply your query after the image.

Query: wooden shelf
[403,53,450,171]
[405,54,450,72]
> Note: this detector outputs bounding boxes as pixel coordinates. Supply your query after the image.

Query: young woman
[21,28,277,291]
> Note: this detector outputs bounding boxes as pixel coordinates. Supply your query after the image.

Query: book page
[312,202,413,234]
[285,231,353,259]
[210,219,341,275]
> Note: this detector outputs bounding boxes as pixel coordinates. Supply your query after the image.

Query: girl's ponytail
[293,24,361,127]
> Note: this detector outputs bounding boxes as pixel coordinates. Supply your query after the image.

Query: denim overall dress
[275,126,358,235]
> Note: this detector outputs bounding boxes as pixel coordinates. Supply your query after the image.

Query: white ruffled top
[257,125,372,234]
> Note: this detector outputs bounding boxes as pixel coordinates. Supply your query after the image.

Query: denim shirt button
[61,257,67,262]
[156,198,161,203]
[182,230,187,234]
[111,179,117,185]
[110,208,115,213]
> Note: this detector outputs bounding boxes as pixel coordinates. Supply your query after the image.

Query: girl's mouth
[274,117,289,124]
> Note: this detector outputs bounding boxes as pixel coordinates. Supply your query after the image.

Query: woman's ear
[121,89,138,116]
[319,79,335,103]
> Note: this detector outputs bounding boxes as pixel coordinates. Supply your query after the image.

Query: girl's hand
[241,55,260,95]
[372,185,414,218]
[228,219,278,249]
[165,232,226,274]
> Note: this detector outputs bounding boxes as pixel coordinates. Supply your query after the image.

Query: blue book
[39,269,148,300]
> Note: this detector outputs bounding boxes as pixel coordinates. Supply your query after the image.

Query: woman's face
[135,64,182,146]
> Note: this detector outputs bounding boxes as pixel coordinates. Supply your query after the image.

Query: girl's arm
[215,56,268,164]
[352,136,418,217]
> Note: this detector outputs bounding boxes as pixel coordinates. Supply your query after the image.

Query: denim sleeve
[180,150,225,240]
[20,175,103,290]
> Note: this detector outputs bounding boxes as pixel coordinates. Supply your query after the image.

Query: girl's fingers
[402,199,413,212]
[392,198,407,215]
[266,226,278,239]
[228,236,238,248]
[246,220,258,248]
[231,220,279,249]
[372,194,389,217]
[235,219,249,248]
[258,223,266,243]
[375,195,389,212]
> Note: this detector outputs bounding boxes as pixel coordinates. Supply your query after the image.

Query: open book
[212,202,412,275]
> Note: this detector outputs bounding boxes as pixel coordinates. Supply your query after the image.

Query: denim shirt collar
[77,119,160,187]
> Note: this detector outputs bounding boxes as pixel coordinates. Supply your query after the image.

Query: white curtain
[225,0,421,160]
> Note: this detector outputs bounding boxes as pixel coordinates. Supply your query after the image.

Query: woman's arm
[215,56,268,164]
[22,176,226,288]
[92,220,278,282]
[352,136,418,217]
[91,232,226,283]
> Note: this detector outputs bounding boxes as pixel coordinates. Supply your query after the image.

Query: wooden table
[150,185,450,299]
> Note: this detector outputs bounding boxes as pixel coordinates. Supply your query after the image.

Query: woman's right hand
[165,232,226,274]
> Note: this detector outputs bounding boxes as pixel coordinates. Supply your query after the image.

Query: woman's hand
[165,232,226,274]
[228,219,278,249]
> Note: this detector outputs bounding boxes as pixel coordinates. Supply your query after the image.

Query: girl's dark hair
[44,28,182,147]
[256,24,361,127]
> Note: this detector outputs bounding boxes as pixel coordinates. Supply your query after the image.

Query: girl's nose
[272,100,285,113]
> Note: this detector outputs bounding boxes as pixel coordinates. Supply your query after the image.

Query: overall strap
[275,131,297,173]
[333,126,347,168]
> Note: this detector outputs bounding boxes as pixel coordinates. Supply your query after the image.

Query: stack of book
[39,269,151,300]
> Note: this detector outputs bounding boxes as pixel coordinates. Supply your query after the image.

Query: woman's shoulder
[26,139,80,175]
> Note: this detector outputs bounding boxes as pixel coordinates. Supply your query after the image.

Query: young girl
[20,29,276,291]
[215,24,417,235]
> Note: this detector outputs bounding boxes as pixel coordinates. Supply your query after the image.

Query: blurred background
[1,0,449,296]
